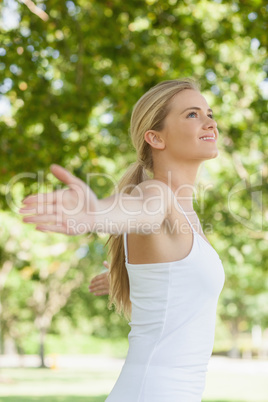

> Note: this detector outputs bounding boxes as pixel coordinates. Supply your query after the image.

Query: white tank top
[106,202,225,402]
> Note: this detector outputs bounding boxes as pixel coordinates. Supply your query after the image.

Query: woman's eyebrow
[180,107,213,114]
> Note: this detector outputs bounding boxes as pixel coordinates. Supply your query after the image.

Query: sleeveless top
[105,202,225,402]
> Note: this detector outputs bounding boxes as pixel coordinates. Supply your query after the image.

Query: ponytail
[106,162,150,320]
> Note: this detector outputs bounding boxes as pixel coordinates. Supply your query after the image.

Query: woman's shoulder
[130,179,175,201]
[130,179,177,219]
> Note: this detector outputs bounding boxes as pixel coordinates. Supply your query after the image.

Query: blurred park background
[0,0,267,401]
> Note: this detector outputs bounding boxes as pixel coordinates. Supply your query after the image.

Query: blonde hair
[106,78,200,320]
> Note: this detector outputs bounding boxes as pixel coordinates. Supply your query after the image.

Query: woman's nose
[204,117,217,129]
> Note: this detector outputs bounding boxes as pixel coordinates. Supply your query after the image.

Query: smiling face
[149,89,219,163]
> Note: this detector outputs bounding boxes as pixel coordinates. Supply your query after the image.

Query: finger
[89,287,103,293]
[89,278,107,287]
[89,283,107,292]
[21,189,66,207]
[50,164,85,188]
[36,225,74,235]
[23,214,58,225]
[89,281,105,290]
[19,206,39,215]
[93,291,108,296]
[89,281,102,288]
[92,272,107,280]
[90,274,106,283]
[89,285,99,292]
[90,289,108,296]
[103,261,109,269]
[19,203,56,216]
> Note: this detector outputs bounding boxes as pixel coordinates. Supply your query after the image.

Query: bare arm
[19,164,172,235]
[94,178,171,235]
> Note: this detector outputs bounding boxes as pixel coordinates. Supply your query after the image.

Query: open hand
[19,164,98,235]
[89,261,110,296]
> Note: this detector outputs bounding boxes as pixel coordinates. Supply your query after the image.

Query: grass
[0,399,253,402]
[0,397,245,402]
[0,398,107,402]
[0,398,237,402]
[20,331,262,360]
[22,334,130,359]
[0,395,253,402]
[0,396,256,402]
[0,364,267,402]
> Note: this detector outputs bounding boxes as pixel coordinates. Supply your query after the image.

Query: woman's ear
[144,130,166,150]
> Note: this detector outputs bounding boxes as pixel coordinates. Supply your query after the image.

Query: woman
[19,79,225,401]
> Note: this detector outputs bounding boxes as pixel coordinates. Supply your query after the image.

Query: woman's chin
[202,149,219,160]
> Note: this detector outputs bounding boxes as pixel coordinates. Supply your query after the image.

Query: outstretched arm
[19,164,171,235]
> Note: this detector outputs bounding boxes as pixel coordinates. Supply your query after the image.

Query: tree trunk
[0,298,2,355]
[39,327,47,368]
[229,320,240,358]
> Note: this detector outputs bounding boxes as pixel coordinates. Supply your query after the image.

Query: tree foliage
[0,0,267,355]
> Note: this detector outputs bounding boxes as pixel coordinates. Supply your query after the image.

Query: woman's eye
[187,112,197,118]
[187,112,214,119]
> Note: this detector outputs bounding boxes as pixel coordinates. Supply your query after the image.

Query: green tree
[0,0,267,357]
